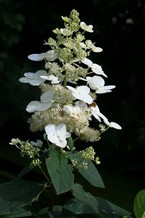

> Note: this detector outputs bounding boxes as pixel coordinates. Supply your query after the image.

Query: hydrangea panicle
[11,8,122,170]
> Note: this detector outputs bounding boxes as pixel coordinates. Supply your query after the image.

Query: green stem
[39,166,52,186]
[63,75,67,87]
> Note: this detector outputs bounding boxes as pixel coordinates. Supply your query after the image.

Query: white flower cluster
[19,9,121,148]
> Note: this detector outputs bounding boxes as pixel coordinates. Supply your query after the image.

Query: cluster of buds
[10,138,42,166]
[13,9,121,152]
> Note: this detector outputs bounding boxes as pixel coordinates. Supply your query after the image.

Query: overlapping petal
[86,76,116,93]
[28,50,58,62]
[45,124,71,148]
[80,22,93,32]
[26,90,54,113]
[40,75,60,84]
[67,85,93,104]
[82,58,107,77]
[19,70,48,86]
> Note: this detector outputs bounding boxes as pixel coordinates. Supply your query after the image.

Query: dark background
[0,0,145,213]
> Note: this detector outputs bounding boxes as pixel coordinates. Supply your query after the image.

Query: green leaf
[134,189,145,218]
[64,196,131,217]
[94,196,131,217]
[71,183,99,214]
[79,159,104,188]
[8,207,32,218]
[68,152,104,188]
[64,198,95,215]
[0,179,45,215]
[67,136,74,150]
[49,206,63,218]
[46,148,74,195]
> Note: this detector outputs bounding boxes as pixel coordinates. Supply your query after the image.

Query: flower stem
[39,166,52,186]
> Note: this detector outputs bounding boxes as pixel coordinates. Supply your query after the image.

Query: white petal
[103,85,116,90]
[95,88,112,94]
[44,50,58,61]
[81,58,93,67]
[19,77,31,84]
[95,86,116,94]
[103,119,122,130]
[26,101,42,113]
[24,72,35,79]
[91,105,108,122]
[45,124,69,148]
[37,103,53,111]
[28,50,57,62]
[40,75,60,84]
[28,53,45,61]
[87,76,105,90]
[77,94,93,104]
[57,124,71,138]
[67,85,77,94]
[92,46,103,53]
[28,79,45,86]
[77,85,90,95]
[45,124,56,135]
[60,28,71,36]
[35,70,48,77]
[80,22,93,32]
[109,122,122,130]
[40,90,54,103]
[92,64,107,77]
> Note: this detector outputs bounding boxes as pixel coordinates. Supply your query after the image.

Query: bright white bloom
[86,76,116,93]
[28,50,58,62]
[90,105,107,122]
[26,90,54,113]
[80,22,93,32]
[103,118,122,130]
[85,40,103,53]
[82,58,107,77]
[91,64,107,77]
[40,75,60,84]
[67,85,93,104]
[45,124,71,148]
[30,140,43,147]
[82,57,92,67]
[9,138,21,145]
[19,70,47,86]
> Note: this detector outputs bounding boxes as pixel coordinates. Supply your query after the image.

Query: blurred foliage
[0,0,145,173]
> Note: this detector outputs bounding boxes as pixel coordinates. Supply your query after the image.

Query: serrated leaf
[134,189,145,218]
[46,148,74,195]
[68,152,104,188]
[0,179,45,215]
